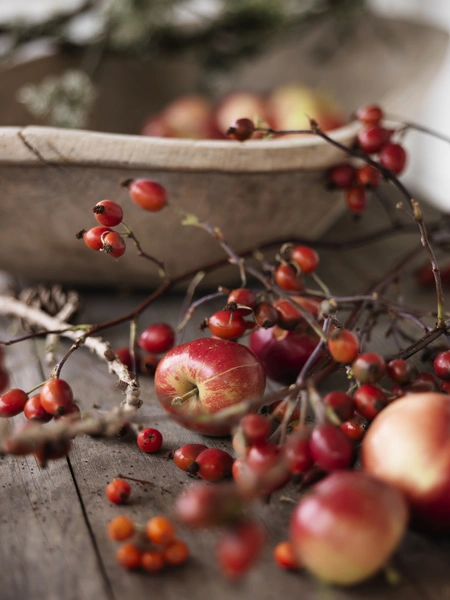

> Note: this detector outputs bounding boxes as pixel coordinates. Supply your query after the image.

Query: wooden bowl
[0,16,447,288]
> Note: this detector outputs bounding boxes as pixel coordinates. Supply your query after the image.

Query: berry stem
[172,387,199,406]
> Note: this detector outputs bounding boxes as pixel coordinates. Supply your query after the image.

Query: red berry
[164,540,189,566]
[114,347,139,371]
[387,359,415,385]
[146,516,176,546]
[274,541,299,570]
[309,424,355,471]
[246,441,291,494]
[356,104,384,126]
[40,379,74,416]
[357,126,391,154]
[108,515,135,541]
[208,310,247,340]
[137,427,163,453]
[116,543,142,569]
[92,199,123,227]
[275,264,304,292]
[102,231,126,259]
[140,354,159,376]
[357,165,381,189]
[83,226,113,251]
[138,323,175,354]
[379,143,407,175]
[346,187,367,214]
[408,372,439,393]
[290,245,320,274]
[267,400,300,423]
[323,391,355,422]
[328,164,356,189]
[340,413,368,442]
[284,433,314,475]
[174,443,208,471]
[174,482,243,528]
[254,302,278,328]
[352,353,386,384]
[240,414,271,445]
[328,329,359,364]
[227,288,257,316]
[128,179,168,212]
[440,380,450,394]
[142,551,165,573]
[0,388,28,418]
[24,394,52,422]
[433,350,450,380]
[216,521,265,579]
[353,384,388,421]
[273,300,302,331]
[106,479,131,504]
[54,402,81,421]
[228,118,255,142]
[194,448,234,482]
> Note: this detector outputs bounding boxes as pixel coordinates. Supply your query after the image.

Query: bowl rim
[0,121,360,173]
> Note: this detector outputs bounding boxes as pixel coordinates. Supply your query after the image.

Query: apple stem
[172,387,199,406]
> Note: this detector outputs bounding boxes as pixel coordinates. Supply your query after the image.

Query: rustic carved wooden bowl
[0,17,447,288]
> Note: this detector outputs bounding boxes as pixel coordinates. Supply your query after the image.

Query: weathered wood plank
[0,319,113,600]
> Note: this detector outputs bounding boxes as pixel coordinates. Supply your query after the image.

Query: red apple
[249,326,318,384]
[154,338,266,436]
[290,471,408,585]
[362,392,450,531]
[268,84,345,134]
[157,95,216,139]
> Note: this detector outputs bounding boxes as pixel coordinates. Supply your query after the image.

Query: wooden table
[1,201,450,600]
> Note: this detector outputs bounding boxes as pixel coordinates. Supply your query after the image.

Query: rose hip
[174,443,208,471]
[194,448,234,482]
[0,388,28,418]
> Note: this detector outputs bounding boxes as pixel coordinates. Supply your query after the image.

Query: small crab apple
[290,471,408,585]
[127,179,168,212]
[244,441,291,495]
[309,424,355,471]
[379,143,407,175]
[92,200,123,227]
[154,338,265,436]
[138,323,174,354]
[327,329,359,364]
[102,232,126,259]
[353,385,388,421]
[323,392,355,422]
[238,414,271,445]
[0,388,28,418]
[40,379,74,416]
[106,479,131,504]
[137,427,163,453]
[357,126,391,154]
[208,310,247,340]
[174,482,243,528]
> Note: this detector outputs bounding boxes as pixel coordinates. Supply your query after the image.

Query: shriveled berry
[352,353,386,384]
[254,301,278,328]
[92,199,123,227]
[137,427,163,453]
[0,388,28,418]
[108,515,135,541]
[128,179,168,212]
[106,479,131,504]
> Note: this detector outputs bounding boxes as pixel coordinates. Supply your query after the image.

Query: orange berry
[107,515,135,541]
[142,550,165,573]
[116,543,142,569]
[164,540,189,566]
[274,541,298,570]
[146,516,176,546]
